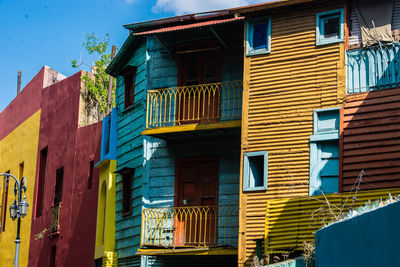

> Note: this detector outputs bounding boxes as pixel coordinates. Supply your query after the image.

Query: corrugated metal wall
[264,187,400,254]
[239,1,346,265]
[342,87,400,191]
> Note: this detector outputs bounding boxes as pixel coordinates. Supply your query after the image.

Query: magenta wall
[28,71,102,267]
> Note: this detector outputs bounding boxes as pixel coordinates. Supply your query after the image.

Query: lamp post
[0,173,29,267]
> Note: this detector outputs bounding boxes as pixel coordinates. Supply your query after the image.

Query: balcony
[143,81,243,136]
[139,205,238,255]
[49,202,61,237]
[347,43,400,94]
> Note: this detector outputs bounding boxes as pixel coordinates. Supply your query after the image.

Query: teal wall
[115,22,244,267]
[315,201,400,267]
[115,39,147,263]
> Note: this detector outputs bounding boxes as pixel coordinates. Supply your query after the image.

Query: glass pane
[252,23,268,50]
[323,15,340,38]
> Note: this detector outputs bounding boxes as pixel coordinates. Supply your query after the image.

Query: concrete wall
[28,71,102,267]
[315,201,400,267]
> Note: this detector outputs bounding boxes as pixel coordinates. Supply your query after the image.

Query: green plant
[71,33,117,119]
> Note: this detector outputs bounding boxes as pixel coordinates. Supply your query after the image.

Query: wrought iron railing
[49,202,61,235]
[140,205,238,248]
[146,81,243,128]
[347,43,400,94]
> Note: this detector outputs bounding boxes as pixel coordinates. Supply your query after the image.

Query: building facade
[28,70,102,267]
[0,66,65,266]
[94,108,118,267]
[106,12,246,266]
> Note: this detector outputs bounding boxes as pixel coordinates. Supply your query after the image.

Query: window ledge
[310,132,339,142]
[243,186,267,192]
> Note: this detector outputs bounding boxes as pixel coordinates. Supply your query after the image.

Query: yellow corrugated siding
[239,0,346,265]
[264,188,400,253]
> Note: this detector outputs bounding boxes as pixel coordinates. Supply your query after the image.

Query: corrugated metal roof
[133,17,244,36]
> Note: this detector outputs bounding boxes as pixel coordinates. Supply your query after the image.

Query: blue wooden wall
[115,22,244,267]
[115,39,147,263]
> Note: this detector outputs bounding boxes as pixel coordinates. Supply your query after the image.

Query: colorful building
[94,108,118,267]
[0,66,64,266]
[106,10,245,266]
[237,0,400,265]
[27,70,102,266]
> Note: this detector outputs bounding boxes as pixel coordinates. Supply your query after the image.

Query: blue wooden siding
[145,25,244,126]
[115,40,147,260]
[98,107,117,163]
[347,43,400,94]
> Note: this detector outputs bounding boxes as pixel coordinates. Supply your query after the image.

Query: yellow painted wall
[239,1,346,265]
[95,159,117,265]
[0,110,41,266]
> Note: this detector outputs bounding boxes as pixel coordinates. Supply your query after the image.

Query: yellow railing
[265,188,400,254]
[146,81,243,128]
[49,202,61,235]
[141,205,238,248]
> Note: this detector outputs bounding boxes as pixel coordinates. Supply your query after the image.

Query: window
[88,160,94,190]
[243,151,268,191]
[50,245,57,267]
[309,108,340,196]
[316,9,344,46]
[54,167,64,205]
[122,169,134,216]
[1,170,10,232]
[36,147,48,218]
[123,66,137,109]
[246,16,271,56]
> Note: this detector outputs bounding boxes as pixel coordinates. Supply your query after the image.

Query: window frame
[123,66,137,110]
[246,16,272,56]
[316,9,344,46]
[309,107,341,196]
[243,151,268,192]
[122,168,134,217]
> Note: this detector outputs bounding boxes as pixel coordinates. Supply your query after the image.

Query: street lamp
[0,173,28,267]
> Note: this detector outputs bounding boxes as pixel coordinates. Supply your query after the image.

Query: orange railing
[140,205,238,248]
[146,81,242,128]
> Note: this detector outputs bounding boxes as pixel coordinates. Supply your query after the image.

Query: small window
[243,151,268,192]
[54,167,64,205]
[123,66,137,109]
[50,245,57,267]
[246,16,271,56]
[36,146,48,218]
[122,169,134,216]
[316,9,344,46]
[1,170,10,232]
[88,160,94,190]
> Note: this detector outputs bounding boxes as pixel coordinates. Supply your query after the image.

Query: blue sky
[0,0,265,112]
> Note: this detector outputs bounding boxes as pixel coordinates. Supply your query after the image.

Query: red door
[174,157,219,246]
[177,50,221,124]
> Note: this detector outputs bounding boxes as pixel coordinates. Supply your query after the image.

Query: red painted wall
[0,67,44,140]
[28,71,102,267]
[342,87,400,191]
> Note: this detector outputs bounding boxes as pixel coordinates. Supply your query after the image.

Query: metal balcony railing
[140,205,238,248]
[347,43,400,94]
[49,202,61,235]
[146,81,243,129]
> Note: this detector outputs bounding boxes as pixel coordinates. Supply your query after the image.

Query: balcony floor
[141,120,241,138]
[137,246,237,256]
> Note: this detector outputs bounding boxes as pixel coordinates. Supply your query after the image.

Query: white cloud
[152,0,268,15]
